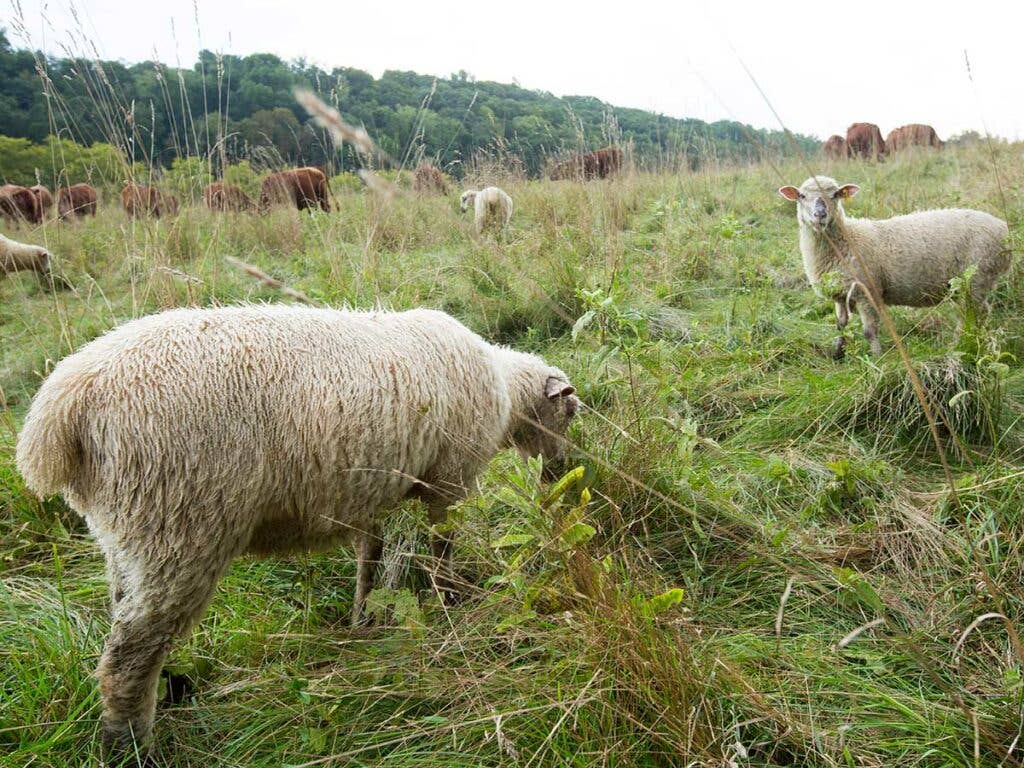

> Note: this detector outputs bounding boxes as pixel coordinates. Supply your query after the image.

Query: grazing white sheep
[0,232,53,285]
[778,176,1010,353]
[460,186,513,234]
[15,304,580,755]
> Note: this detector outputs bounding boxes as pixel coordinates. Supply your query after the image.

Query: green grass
[4,144,1024,766]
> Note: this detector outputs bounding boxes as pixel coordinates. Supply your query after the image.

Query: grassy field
[4,144,1024,767]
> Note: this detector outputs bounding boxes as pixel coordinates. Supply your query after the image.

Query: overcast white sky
[10,0,1024,140]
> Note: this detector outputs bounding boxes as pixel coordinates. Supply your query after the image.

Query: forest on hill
[0,31,819,178]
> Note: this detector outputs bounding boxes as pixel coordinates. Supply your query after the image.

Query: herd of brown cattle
[0,166,333,225]
[823,123,943,160]
[0,151,626,226]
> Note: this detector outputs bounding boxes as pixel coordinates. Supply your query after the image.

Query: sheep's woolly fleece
[461,186,513,233]
[0,232,50,276]
[17,305,577,549]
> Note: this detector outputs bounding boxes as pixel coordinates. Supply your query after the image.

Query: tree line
[0,30,819,180]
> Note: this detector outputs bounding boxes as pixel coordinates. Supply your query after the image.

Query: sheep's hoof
[161,669,195,705]
[831,336,847,361]
[101,728,153,767]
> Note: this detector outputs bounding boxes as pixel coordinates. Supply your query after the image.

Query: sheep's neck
[803,218,851,282]
[496,351,536,448]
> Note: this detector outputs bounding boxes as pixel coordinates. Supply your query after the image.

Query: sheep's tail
[15,365,89,496]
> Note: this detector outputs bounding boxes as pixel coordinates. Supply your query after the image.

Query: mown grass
[4,144,1024,766]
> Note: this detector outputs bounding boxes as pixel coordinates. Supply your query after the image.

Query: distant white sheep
[460,186,513,234]
[778,176,1010,353]
[16,304,580,756]
[0,233,53,285]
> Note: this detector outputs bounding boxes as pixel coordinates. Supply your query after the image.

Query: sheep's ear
[778,185,801,201]
[834,184,860,199]
[544,377,575,401]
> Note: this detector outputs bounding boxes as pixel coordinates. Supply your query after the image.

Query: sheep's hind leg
[858,301,883,355]
[98,558,228,761]
[351,525,384,626]
[102,549,127,611]
[98,600,181,761]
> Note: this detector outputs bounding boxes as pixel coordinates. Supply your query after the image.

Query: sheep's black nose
[812,200,827,218]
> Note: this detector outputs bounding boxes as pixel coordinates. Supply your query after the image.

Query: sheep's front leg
[351,525,384,626]
[426,500,458,602]
[858,301,882,355]
[835,299,849,330]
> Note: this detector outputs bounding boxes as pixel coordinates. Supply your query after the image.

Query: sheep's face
[778,177,859,232]
[511,373,581,480]
[459,190,476,213]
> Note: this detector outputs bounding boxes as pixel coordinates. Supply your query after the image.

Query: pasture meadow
[3,143,1024,766]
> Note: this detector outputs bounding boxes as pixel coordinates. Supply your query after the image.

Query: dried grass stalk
[225,255,318,306]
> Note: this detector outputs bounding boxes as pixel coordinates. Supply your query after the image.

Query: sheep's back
[60,306,508,542]
[849,209,1008,306]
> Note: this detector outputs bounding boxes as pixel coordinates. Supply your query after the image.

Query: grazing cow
[204,182,254,212]
[259,167,331,212]
[30,185,54,215]
[886,124,943,152]
[822,135,851,160]
[122,184,177,218]
[58,184,99,219]
[0,184,42,224]
[846,123,886,160]
[412,163,449,195]
[549,146,624,181]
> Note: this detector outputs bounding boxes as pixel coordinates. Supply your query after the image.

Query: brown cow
[886,124,943,153]
[550,146,624,180]
[58,184,99,219]
[822,135,851,160]
[122,184,177,218]
[259,167,331,212]
[204,182,254,212]
[30,185,54,215]
[0,184,42,224]
[412,163,449,195]
[846,123,886,160]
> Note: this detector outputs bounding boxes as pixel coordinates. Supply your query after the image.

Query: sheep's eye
[798,193,806,200]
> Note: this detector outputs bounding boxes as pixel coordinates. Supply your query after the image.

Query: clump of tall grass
[849,353,1007,449]
[848,268,1012,451]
